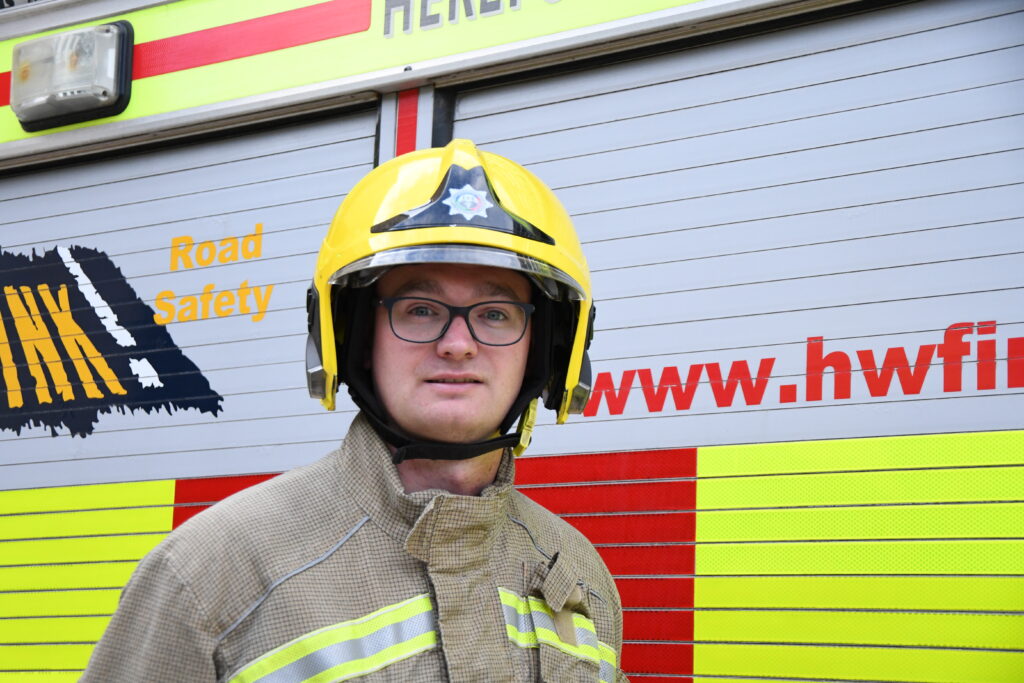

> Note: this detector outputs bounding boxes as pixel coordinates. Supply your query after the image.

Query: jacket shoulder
[146,449,366,630]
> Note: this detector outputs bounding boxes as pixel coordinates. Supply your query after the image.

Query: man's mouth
[426,378,482,383]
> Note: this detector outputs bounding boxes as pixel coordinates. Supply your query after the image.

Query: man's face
[371,263,532,444]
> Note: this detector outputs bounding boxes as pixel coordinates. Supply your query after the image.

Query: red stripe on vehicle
[623,610,694,641]
[1,0,372,109]
[395,88,419,156]
[175,473,277,504]
[621,643,693,676]
[564,512,696,544]
[516,448,696,485]
[173,473,277,528]
[172,504,210,529]
[133,0,372,80]
[616,578,694,608]
[519,480,695,514]
[598,544,694,575]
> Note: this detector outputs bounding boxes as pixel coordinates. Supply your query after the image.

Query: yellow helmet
[306,139,595,459]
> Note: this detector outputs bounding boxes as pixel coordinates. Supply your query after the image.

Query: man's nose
[436,314,478,357]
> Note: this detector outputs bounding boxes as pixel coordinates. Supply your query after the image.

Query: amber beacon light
[10,21,134,132]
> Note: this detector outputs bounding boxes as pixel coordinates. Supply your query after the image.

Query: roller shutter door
[455,1,1024,680]
[0,110,377,489]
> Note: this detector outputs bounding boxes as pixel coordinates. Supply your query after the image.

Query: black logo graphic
[1,246,222,436]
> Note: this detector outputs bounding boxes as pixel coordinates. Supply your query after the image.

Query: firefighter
[82,140,625,681]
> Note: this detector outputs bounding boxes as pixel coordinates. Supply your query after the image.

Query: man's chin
[406,415,499,445]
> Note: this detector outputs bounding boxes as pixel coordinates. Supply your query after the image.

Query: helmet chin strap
[359,405,523,464]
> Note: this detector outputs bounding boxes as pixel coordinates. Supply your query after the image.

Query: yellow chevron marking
[0,480,175,515]
[0,534,165,567]
[0,589,120,618]
[694,576,1024,611]
[696,539,1024,574]
[698,430,1024,477]
[0,616,110,644]
[694,643,1024,682]
[0,673,84,682]
[695,502,1023,541]
[697,466,1023,509]
[0,506,173,541]
[0,644,94,671]
[0,562,136,592]
[695,610,1024,650]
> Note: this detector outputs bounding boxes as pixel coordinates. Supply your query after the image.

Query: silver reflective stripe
[530,607,557,636]
[254,610,436,683]
[576,624,599,652]
[502,601,534,638]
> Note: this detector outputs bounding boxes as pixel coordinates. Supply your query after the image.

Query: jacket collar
[336,413,517,565]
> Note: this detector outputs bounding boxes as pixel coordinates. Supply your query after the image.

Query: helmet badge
[442,184,494,220]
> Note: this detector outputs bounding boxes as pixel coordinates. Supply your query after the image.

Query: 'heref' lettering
[384,0,559,38]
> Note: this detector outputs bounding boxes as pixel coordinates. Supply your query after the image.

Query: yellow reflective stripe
[0,480,175,515]
[0,506,174,541]
[504,623,538,648]
[0,533,165,566]
[694,576,1024,611]
[0,615,110,644]
[695,502,1024,541]
[693,643,1024,683]
[698,430,1024,477]
[695,610,1024,650]
[498,587,529,613]
[498,588,617,681]
[0,589,120,617]
[0,561,136,592]
[228,594,436,683]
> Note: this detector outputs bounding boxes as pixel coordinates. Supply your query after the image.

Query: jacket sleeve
[80,545,219,682]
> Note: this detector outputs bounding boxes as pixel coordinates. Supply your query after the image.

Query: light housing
[10,21,133,132]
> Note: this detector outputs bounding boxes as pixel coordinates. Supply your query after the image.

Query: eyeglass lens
[386,297,530,346]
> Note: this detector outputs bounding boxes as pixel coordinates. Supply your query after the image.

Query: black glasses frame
[378,296,535,346]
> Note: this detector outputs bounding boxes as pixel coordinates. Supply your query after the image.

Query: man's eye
[477,306,512,323]
[407,305,438,317]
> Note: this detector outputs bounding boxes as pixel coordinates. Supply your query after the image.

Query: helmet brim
[328,244,586,302]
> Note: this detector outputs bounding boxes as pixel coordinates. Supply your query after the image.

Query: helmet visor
[328,244,585,301]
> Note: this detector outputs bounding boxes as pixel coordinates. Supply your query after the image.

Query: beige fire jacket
[81,414,626,682]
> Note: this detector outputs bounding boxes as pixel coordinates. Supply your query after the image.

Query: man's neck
[395,447,505,496]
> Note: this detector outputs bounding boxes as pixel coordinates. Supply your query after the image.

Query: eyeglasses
[378,296,534,346]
